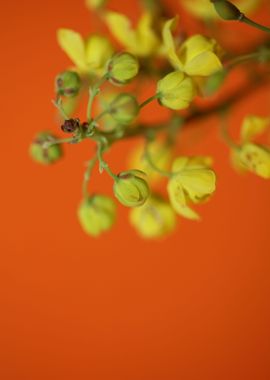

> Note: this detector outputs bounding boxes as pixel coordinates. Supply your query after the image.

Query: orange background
[1,0,270,379]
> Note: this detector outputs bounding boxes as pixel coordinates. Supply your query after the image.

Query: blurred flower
[234,143,270,179]
[240,115,270,143]
[29,132,63,165]
[231,115,270,178]
[57,29,114,75]
[182,0,261,20]
[129,140,173,183]
[167,156,216,220]
[130,195,176,238]
[108,93,139,125]
[113,170,150,207]
[55,71,81,97]
[104,11,160,57]
[157,71,196,110]
[85,0,107,10]
[77,195,116,236]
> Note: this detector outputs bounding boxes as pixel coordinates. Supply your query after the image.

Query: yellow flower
[104,11,160,57]
[231,115,270,178]
[157,71,196,110]
[182,0,261,20]
[57,29,114,75]
[236,143,270,179]
[130,195,176,238]
[129,140,173,184]
[163,18,222,77]
[77,195,116,236]
[240,115,270,143]
[167,157,216,220]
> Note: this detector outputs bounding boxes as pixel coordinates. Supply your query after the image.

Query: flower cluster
[30,0,270,238]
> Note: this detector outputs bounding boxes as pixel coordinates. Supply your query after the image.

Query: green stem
[97,141,118,180]
[86,74,109,122]
[82,156,98,199]
[241,16,270,34]
[139,94,158,109]
[219,112,238,149]
[226,52,263,69]
[46,136,77,147]
[52,98,69,120]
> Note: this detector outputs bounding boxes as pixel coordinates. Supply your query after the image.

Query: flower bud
[211,0,242,20]
[107,52,139,85]
[130,195,176,238]
[77,195,116,236]
[157,71,195,110]
[109,93,139,124]
[29,132,63,165]
[61,118,80,133]
[55,71,81,97]
[113,170,150,207]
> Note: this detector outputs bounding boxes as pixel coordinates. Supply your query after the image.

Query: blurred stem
[139,94,158,109]
[52,97,69,120]
[86,73,109,123]
[97,140,118,180]
[219,111,238,149]
[241,16,270,34]
[82,156,98,199]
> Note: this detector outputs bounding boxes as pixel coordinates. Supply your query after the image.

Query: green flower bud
[157,71,196,110]
[109,93,139,124]
[77,195,116,237]
[113,170,150,207]
[55,70,81,97]
[107,52,139,85]
[29,132,63,165]
[211,0,242,20]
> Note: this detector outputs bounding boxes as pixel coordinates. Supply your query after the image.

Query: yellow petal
[240,115,270,143]
[175,168,216,202]
[85,35,114,71]
[167,179,200,220]
[105,11,136,49]
[57,29,87,71]
[162,17,184,70]
[239,143,270,179]
[136,12,160,56]
[184,50,222,77]
[172,156,213,172]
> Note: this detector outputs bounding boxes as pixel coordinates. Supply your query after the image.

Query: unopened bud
[107,52,139,85]
[29,132,63,165]
[113,170,150,207]
[61,118,80,133]
[211,0,242,20]
[55,71,81,97]
[109,93,139,124]
[157,71,195,110]
[78,195,116,236]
